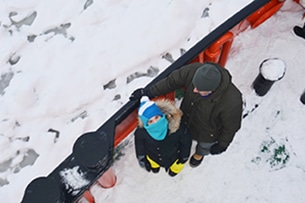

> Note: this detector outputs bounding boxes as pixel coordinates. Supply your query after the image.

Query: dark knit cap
[192,63,221,91]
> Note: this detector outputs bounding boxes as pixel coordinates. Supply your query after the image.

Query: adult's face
[193,87,212,96]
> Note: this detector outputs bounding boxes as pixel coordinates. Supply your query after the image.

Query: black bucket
[252,58,286,96]
[300,91,305,104]
[72,131,110,171]
[21,176,64,203]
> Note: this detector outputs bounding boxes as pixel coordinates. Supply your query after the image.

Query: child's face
[147,115,161,125]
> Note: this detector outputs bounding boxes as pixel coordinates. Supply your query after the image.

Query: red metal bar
[204,32,234,66]
[247,0,284,29]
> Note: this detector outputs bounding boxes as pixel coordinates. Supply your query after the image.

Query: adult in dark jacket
[135,96,191,176]
[130,62,243,167]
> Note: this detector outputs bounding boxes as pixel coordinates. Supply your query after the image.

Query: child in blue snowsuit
[134,96,191,176]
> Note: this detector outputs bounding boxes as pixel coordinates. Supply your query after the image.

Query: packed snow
[1,0,305,202]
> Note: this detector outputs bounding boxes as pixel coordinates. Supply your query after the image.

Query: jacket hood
[138,98,182,133]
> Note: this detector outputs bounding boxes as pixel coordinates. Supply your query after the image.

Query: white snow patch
[260,58,286,81]
[59,166,90,195]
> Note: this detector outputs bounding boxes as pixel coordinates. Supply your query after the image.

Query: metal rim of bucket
[259,58,286,81]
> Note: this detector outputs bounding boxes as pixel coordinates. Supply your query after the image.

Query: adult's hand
[129,88,152,101]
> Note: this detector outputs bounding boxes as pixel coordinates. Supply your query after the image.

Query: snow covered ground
[1,0,305,202]
[90,1,305,203]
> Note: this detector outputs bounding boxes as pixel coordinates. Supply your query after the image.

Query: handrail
[100,0,271,138]
[52,0,272,201]
[204,31,234,66]
[21,0,271,202]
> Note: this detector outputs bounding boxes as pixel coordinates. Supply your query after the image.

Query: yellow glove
[169,159,185,174]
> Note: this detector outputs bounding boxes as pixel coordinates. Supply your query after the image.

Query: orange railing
[84,1,284,201]
[22,1,279,202]
[247,0,284,28]
[113,0,285,158]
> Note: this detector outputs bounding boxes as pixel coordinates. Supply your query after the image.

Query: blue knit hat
[138,96,164,126]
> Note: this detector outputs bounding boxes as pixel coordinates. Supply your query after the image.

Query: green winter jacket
[149,62,243,148]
